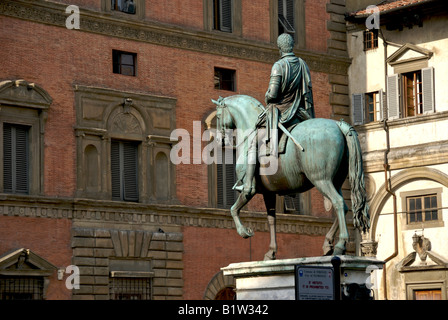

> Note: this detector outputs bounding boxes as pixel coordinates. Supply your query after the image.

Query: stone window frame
[0,80,51,195]
[74,85,177,204]
[400,187,444,230]
[101,0,145,20]
[109,258,154,300]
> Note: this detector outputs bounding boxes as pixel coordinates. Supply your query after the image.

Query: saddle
[264,122,299,155]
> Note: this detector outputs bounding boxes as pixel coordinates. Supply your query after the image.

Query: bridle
[213,98,233,147]
[212,97,262,149]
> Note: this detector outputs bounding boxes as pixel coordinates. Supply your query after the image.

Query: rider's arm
[265,62,282,104]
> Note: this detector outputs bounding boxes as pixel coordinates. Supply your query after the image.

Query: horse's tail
[336,120,370,232]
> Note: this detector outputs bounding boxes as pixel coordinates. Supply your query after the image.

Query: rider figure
[235,33,315,195]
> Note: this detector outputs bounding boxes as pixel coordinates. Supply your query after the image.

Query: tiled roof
[349,0,434,17]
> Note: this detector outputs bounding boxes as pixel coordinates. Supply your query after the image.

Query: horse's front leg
[323,220,338,256]
[263,193,277,260]
[230,192,254,239]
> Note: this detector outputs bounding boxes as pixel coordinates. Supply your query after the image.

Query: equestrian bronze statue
[212,34,370,260]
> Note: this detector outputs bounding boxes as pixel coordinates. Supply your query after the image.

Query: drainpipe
[380,29,399,300]
[382,121,398,300]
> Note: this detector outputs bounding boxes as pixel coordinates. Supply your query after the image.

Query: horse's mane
[224,94,264,115]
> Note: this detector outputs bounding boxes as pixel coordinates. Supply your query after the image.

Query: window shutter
[387,74,400,120]
[3,124,29,194]
[216,161,224,207]
[111,141,121,200]
[216,148,236,208]
[278,0,295,33]
[352,93,364,125]
[122,141,139,202]
[14,126,29,194]
[378,89,384,121]
[3,124,13,192]
[286,0,294,28]
[111,140,139,202]
[422,67,435,114]
[219,0,232,33]
[224,154,236,207]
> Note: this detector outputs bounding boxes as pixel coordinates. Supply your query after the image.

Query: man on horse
[235,33,315,195]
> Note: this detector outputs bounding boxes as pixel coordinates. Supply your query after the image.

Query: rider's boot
[234,136,257,196]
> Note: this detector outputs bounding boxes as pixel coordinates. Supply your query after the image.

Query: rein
[214,98,264,149]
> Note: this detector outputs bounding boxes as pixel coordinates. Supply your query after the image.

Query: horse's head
[212,96,235,146]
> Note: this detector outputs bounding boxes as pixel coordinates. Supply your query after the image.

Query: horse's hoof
[264,250,276,261]
[238,226,254,239]
[323,246,334,256]
[333,245,346,256]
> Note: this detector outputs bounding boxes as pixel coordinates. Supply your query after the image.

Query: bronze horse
[213,95,370,260]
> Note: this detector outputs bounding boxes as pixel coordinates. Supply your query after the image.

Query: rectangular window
[0,276,44,300]
[414,289,442,300]
[365,91,382,123]
[284,194,300,214]
[214,67,236,91]
[352,90,383,125]
[407,194,438,224]
[387,67,434,120]
[363,29,378,51]
[113,50,137,76]
[111,0,136,14]
[402,70,423,117]
[111,140,139,202]
[109,277,151,300]
[3,123,29,194]
[278,0,295,35]
[213,0,232,32]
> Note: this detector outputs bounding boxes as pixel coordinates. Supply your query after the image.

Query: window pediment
[0,248,57,276]
[387,43,433,66]
[0,80,52,109]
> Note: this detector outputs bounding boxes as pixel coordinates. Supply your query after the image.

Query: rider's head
[277,33,294,53]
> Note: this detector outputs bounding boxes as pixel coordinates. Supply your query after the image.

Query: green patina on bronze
[213,95,370,259]
[212,34,369,260]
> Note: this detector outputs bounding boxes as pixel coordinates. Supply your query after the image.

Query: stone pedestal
[222,256,384,300]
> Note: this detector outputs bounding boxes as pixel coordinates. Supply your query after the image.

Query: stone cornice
[0,194,333,236]
[0,0,350,75]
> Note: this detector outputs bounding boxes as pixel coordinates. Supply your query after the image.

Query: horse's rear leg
[314,181,349,255]
[263,193,277,260]
[230,192,254,239]
[323,189,349,255]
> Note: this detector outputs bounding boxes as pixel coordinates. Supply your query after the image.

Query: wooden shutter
[278,0,295,33]
[219,0,232,32]
[387,74,400,120]
[422,67,435,114]
[216,147,236,208]
[352,93,364,125]
[3,124,29,194]
[111,141,121,200]
[224,150,236,207]
[286,0,294,29]
[378,89,384,121]
[111,140,139,202]
[122,141,139,202]
[216,158,224,207]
